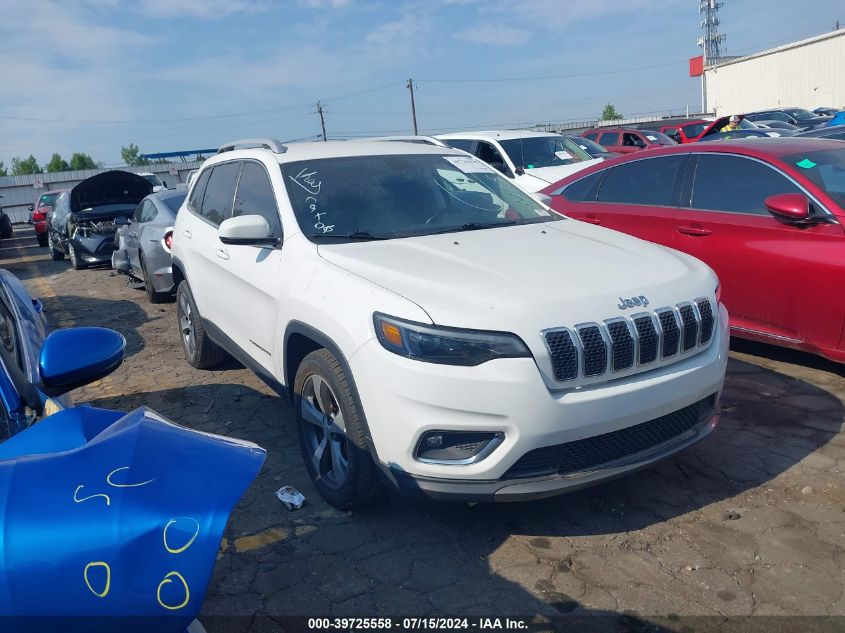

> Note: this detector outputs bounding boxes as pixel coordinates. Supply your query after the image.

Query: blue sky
[1,0,842,166]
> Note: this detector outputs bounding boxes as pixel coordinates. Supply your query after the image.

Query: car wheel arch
[171,256,186,289]
[283,321,381,463]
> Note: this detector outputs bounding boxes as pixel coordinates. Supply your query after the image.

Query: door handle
[676,225,712,237]
[215,248,230,261]
[580,215,602,225]
[182,229,192,238]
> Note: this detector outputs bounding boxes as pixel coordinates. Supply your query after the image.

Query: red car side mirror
[764,193,810,221]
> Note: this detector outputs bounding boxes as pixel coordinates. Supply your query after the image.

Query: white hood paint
[318,220,716,350]
[514,158,603,192]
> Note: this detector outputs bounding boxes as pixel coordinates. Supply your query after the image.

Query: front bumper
[71,233,116,264]
[351,303,729,501]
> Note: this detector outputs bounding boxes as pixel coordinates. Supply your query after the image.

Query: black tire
[68,241,85,270]
[294,348,383,509]
[36,232,48,248]
[141,253,169,304]
[175,281,226,369]
[0,214,12,240]
[48,234,65,261]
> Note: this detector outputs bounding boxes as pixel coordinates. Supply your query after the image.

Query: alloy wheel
[300,374,349,490]
[178,292,196,357]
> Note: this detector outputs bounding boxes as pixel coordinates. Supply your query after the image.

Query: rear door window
[443,139,474,152]
[200,162,241,226]
[187,168,211,213]
[597,156,685,206]
[690,154,801,215]
[233,162,282,238]
[598,132,620,147]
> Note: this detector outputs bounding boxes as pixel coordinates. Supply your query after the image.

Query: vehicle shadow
[38,293,150,358]
[78,352,844,627]
[730,337,845,377]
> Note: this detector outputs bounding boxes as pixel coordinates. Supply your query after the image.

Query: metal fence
[0,162,205,224]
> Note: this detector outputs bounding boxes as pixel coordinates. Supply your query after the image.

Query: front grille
[606,321,634,371]
[578,326,607,376]
[503,394,716,479]
[545,330,578,381]
[657,310,680,358]
[696,299,714,344]
[543,297,716,384]
[679,304,698,351]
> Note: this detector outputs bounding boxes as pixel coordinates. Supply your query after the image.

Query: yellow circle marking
[83,561,111,598]
[106,466,155,488]
[163,517,200,554]
[156,571,190,611]
[74,485,111,506]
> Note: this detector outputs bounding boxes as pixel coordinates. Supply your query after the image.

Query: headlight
[374,313,531,366]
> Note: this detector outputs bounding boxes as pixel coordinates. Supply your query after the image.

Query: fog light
[415,431,504,464]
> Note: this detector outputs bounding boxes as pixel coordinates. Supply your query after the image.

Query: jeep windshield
[281,154,560,243]
[499,136,592,169]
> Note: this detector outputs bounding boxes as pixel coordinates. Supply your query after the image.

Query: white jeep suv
[172,137,728,509]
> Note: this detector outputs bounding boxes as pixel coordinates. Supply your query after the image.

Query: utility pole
[697,0,726,115]
[406,78,418,135]
[316,101,327,142]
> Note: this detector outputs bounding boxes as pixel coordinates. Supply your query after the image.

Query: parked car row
[41,129,845,515]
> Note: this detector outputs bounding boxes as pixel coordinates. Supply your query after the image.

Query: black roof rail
[217,138,287,154]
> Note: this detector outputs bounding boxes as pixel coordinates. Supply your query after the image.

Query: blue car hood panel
[0,406,265,625]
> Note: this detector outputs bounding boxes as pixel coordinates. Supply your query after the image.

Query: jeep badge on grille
[617,295,650,310]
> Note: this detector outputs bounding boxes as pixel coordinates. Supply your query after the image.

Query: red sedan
[29,189,68,247]
[542,138,845,363]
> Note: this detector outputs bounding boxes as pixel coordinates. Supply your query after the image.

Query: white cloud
[137,0,264,19]
[455,24,530,46]
[365,13,432,58]
[297,0,352,8]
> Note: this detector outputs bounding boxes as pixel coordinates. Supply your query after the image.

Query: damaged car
[46,170,152,270]
[112,189,186,303]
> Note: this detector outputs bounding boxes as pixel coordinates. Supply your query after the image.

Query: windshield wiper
[426,220,519,236]
[312,231,391,241]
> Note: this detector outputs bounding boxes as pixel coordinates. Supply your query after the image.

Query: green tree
[121,143,149,167]
[68,153,98,170]
[45,153,70,173]
[11,155,43,175]
[0,161,7,177]
[600,104,622,121]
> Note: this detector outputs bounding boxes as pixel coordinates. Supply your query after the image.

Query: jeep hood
[317,220,716,333]
[71,170,152,215]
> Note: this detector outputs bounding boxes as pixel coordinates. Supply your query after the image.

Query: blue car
[0,269,266,630]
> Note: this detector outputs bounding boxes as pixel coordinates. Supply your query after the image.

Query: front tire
[48,234,65,261]
[295,349,383,509]
[141,254,169,304]
[175,281,226,369]
[0,214,12,239]
[68,241,85,270]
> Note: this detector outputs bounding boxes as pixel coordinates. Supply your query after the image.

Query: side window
[142,201,159,223]
[598,132,620,146]
[475,142,506,166]
[200,162,240,226]
[0,300,22,374]
[623,133,642,147]
[133,201,146,223]
[443,139,473,152]
[233,162,282,238]
[559,171,603,202]
[690,154,800,215]
[597,156,685,206]
[584,132,599,141]
[187,168,211,212]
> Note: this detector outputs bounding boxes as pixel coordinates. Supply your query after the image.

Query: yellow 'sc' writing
[106,466,155,488]
[74,485,111,506]
[156,571,190,610]
[83,561,111,598]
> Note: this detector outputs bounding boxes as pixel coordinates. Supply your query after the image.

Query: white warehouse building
[704,29,845,116]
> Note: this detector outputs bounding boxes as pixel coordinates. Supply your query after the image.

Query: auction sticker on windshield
[444,156,496,174]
